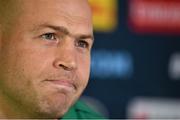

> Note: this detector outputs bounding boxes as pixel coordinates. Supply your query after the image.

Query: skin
[0,0,93,119]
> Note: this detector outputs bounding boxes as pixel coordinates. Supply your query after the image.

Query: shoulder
[62,100,104,119]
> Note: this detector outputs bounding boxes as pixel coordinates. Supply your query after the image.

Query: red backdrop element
[128,0,180,35]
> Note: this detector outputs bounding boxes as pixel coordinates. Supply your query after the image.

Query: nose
[53,40,77,71]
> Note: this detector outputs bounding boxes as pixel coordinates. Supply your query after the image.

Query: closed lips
[45,79,76,89]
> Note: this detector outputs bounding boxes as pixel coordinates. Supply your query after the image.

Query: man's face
[0,0,93,118]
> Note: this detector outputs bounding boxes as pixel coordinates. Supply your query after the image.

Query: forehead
[16,0,93,34]
[24,0,89,11]
[20,0,92,20]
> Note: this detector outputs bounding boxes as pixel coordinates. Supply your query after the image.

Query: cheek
[0,45,51,93]
[0,46,38,102]
[77,56,90,87]
[0,49,34,88]
[13,44,54,78]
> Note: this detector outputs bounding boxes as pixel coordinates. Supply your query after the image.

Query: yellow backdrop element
[89,0,118,32]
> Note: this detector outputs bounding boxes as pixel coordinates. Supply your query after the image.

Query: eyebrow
[34,24,94,42]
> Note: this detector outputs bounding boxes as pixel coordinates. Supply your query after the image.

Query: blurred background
[81,0,180,119]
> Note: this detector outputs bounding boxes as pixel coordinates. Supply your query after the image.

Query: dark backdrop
[83,0,180,118]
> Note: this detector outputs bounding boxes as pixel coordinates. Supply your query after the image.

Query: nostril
[59,64,70,70]
[53,58,77,71]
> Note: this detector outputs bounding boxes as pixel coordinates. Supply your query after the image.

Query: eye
[41,33,57,41]
[77,40,89,49]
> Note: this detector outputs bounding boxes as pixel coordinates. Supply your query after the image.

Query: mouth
[44,79,76,93]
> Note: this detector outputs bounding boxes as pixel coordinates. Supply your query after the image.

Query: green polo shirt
[61,100,104,119]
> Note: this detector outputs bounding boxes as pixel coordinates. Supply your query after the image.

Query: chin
[33,86,81,118]
[34,105,69,119]
[35,96,73,118]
